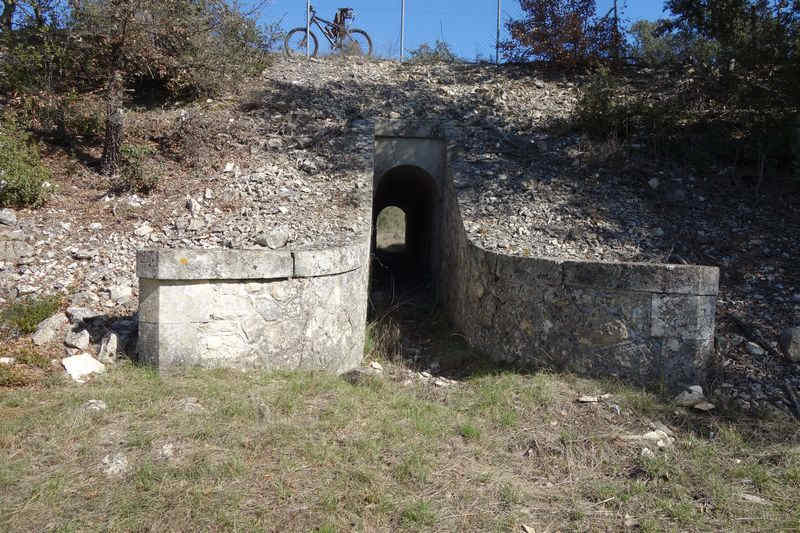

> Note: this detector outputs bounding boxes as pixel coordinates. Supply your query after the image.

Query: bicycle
[284,6,373,58]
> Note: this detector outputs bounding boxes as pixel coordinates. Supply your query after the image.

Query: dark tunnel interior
[371,165,439,295]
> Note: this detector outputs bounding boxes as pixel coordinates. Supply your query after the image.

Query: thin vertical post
[306,0,311,58]
[496,0,501,64]
[400,0,405,61]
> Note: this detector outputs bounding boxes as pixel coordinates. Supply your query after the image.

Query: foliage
[502,0,621,66]
[0,0,277,100]
[110,143,158,195]
[407,40,460,63]
[629,19,720,67]
[0,294,61,334]
[0,118,51,207]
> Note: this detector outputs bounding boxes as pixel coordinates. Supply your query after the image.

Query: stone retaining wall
[136,119,719,388]
[436,129,719,388]
[137,245,370,372]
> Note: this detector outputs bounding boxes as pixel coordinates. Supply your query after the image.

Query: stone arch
[372,164,441,281]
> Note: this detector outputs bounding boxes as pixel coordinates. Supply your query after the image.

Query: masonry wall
[437,137,719,389]
[137,245,370,373]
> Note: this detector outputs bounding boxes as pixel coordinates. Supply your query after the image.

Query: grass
[1,360,799,532]
[0,294,62,335]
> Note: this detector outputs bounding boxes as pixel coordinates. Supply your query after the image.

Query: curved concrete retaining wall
[435,131,718,389]
[136,244,370,372]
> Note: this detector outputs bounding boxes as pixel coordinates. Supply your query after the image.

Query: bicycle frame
[308,10,347,48]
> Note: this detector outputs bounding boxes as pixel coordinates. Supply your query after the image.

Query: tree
[501,0,619,66]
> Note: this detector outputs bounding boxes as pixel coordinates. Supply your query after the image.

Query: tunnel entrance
[370,165,441,311]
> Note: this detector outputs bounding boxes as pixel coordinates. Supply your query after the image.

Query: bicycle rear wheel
[340,29,373,57]
[284,28,319,57]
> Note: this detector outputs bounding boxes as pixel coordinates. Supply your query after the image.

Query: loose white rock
[32,313,69,346]
[108,285,133,304]
[62,353,105,383]
[98,332,119,363]
[0,357,15,365]
[674,385,705,407]
[64,329,91,350]
[83,399,108,411]
[0,208,17,226]
[369,361,383,371]
[102,453,129,477]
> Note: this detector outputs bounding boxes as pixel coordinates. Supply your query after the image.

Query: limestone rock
[108,285,133,304]
[102,453,129,477]
[779,327,800,362]
[32,313,69,346]
[175,397,205,413]
[83,399,108,411]
[745,341,765,356]
[0,239,34,263]
[254,227,290,249]
[66,306,102,325]
[64,329,91,350]
[0,357,15,365]
[71,248,98,260]
[62,353,105,383]
[0,208,16,226]
[98,332,119,363]
[674,385,705,407]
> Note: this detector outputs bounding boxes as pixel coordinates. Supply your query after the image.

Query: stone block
[651,295,716,340]
[136,249,292,280]
[495,253,563,286]
[293,244,364,277]
[563,261,719,295]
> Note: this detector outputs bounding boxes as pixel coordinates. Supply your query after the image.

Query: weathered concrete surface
[137,244,370,372]
[422,118,720,389]
[136,122,374,374]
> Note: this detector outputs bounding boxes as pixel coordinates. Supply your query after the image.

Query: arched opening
[376,206,407,252]
[371,165,440,291]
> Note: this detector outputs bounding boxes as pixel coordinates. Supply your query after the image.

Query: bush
[0,119,52,207]
[0,0,278,101]
[407,41,460,63]
[502,0,621,67]
[109,144,158,195]
[629,19,720,67]
[1,294,62,335]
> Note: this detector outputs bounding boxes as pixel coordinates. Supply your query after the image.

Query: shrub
[109,144,158,195]
[502,0,621,67]
[407,40,460,63]
[0,119,52,207]
[1,294,62,335]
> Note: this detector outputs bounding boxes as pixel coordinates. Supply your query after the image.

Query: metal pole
[306,0,311,58]
[496,0,501,64]
[400,0,405,61]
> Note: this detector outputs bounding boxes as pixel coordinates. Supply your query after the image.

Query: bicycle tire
[284,28,319,57]
[341,29,373,57]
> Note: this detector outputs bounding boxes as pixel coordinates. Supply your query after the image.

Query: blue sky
[260,1,669,59]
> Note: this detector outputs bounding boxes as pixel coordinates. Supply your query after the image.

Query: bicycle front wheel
[284,28,319,57]
[341,29,373,57]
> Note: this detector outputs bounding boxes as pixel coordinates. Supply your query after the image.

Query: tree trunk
[1,0,17,32]
[100,72,125,176]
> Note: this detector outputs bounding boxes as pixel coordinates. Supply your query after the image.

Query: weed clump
[0,119,52,208]
[1,295,62,335]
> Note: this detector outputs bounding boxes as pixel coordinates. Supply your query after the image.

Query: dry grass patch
[1,360,799,531]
